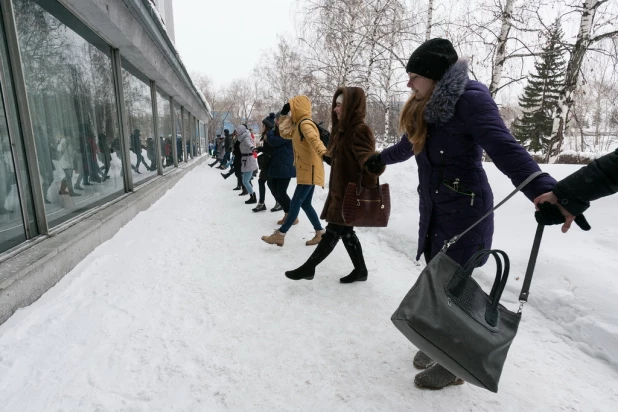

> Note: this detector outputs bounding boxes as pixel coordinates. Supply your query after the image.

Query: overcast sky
[173,0,298,88]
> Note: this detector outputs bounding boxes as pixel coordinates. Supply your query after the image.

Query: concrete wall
[58,0,206,121]
[0,157,207,325]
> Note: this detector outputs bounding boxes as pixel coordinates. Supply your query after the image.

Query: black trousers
[268,178,291,213]
[258,178,267,204]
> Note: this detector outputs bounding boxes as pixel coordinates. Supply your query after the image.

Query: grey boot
[413,350,436,370]
[414,364,464,390]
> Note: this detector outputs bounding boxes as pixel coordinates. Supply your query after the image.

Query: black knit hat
[262,112,276,129]
[406,38,458,81]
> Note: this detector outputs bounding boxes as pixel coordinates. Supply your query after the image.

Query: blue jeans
[279,184,323,233]
[242,171,254,194]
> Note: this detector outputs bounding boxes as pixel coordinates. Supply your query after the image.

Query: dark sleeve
[552,149,618,215]
[460,88,557,201]
[353,125,384,175]
[380,134,414,165]
[267,130,288,148]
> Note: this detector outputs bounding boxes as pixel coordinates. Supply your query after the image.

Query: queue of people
[206,37,618,391]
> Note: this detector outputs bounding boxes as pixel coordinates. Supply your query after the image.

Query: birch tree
[545,0,618,161]
[426,0,435,40]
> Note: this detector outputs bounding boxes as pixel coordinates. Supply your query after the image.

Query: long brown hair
[328,87,366,156]
[398,88,434,155]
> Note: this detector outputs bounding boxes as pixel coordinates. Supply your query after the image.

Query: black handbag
[391,172,545,393]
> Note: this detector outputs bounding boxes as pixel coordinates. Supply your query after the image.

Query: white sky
[173,0,298,88]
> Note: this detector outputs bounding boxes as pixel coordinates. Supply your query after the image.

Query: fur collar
[424,60,469,125]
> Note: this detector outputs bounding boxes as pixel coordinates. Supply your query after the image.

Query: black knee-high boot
[285,229,340,280]
[340,229,368,283]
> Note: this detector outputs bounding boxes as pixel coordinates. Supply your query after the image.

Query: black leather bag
[391,172,545,393]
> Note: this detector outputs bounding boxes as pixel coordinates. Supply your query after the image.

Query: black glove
[281,102,290,116]
[323,155,331,165]
[535,202,591,231]
[364,153,384,174]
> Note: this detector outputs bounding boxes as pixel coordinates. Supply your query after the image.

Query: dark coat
[233,139,242,178]
[224,132,233,153]
[267,128,296,179]
[381,60,557,266]
[257,133,272,180]
[321,87,383,225]
[553,148,618,215]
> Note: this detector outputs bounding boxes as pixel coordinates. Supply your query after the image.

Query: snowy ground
[0,159,617,411]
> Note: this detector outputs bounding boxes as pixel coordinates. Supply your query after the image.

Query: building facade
[0,0,210,257]
[152,0,175,44]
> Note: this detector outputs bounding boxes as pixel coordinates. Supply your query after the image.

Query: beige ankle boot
[261,230,285,247]
[306,229,325,246]
[277,213,299,226]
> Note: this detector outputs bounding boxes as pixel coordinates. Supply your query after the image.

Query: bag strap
[355,172,383,202]
[442,171,546,251]
[517,223,544,312]
[298,119,316,141]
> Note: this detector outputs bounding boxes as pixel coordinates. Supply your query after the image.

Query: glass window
[199,121,204,156]
[184,110,191,161]
[14,0,125,228]
[0,89,27,251]
[157,90,173,170]
[174,105,183,163]
[121,59,156,184]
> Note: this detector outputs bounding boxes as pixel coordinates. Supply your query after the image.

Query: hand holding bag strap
[356,172,384,205]
[442,171,547,251]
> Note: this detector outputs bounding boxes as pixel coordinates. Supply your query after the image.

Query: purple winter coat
[381,60,557,266]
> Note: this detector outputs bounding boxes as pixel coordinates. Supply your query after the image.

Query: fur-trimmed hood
[424,59,469,125]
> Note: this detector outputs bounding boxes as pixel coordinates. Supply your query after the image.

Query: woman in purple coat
[365,39,557,390]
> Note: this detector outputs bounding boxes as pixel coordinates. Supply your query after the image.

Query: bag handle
[355,172,383,204]
[449,249,510,327]
[451,249,510,308]
[442,171,546,251]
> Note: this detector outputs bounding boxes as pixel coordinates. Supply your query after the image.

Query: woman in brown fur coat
[285,87,384,283]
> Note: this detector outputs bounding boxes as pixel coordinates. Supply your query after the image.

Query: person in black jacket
[253,114,276,212]
[232,132,245,193]
[534,148,617,232]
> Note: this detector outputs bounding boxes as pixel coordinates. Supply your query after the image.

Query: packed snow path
[1,161,617,411]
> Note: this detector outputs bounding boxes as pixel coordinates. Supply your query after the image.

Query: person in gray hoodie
[237,125,258,204]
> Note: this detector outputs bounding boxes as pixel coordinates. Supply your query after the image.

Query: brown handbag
[342,174,391,227]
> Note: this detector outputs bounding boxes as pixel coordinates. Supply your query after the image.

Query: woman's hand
[534,192,591,233]
[281,102,290,116]
[365,153,385,174]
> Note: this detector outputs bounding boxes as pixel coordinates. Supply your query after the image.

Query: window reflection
[184,110,192,161]
[157,91,173,169]
[0,106,26,251]
[14,0,124,227]
[122,61,156,183]
[174,105,183,162]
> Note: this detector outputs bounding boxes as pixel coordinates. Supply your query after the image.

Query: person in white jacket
[57,136,80,197]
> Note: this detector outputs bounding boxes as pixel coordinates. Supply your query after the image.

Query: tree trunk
[384,101,390,138]
[545,0,600,163]
[489,0,514,97]
[426,0,434,41]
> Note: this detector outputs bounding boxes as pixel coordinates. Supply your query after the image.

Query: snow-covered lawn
[0,160,616,411]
